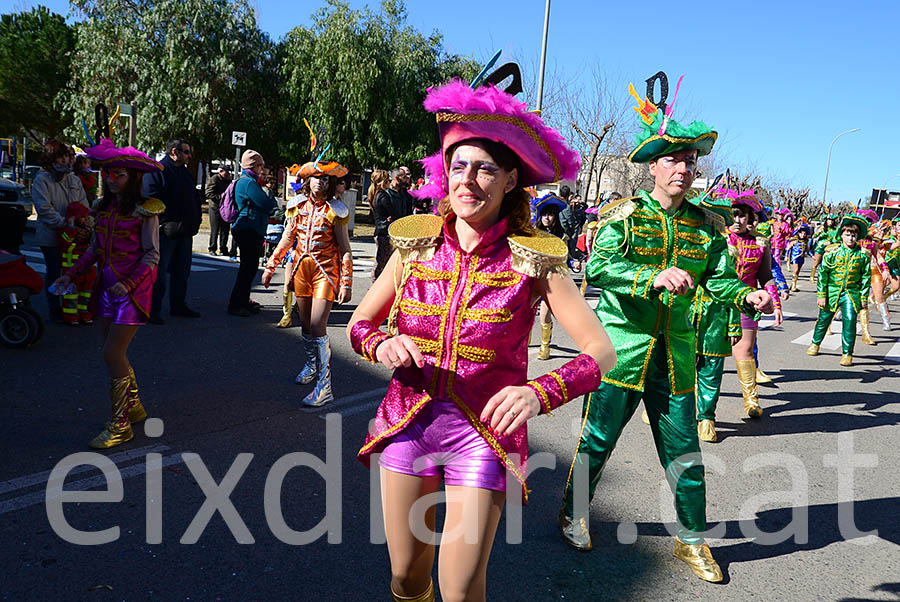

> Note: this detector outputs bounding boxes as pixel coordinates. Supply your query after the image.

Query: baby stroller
[0,252,45,348]
[262,219,285,266]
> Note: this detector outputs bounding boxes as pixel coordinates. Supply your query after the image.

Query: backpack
[218,177,241,223]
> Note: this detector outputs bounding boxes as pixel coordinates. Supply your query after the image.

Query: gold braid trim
[526,381,552,415]
[387,261,414,336]
[358,393,433,456]
[548,371,568,402]
[436,112,561,181]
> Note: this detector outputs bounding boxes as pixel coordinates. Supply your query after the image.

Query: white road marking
[885,341,900,363]
[791,318,861,350]
[300,387,388,418]
[0,444,170,495]
[0,452,185,515]
[759,311,798,329]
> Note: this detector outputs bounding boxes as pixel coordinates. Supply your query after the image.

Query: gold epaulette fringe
[389,214,444,264]
[508,231,568,279]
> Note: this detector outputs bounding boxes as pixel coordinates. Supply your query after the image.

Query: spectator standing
[32,139,88,323]
[227,150,275,316]
[372,167,412,278]
[560,189,587,270]
[205,165,233,256]
[144,138,202,324]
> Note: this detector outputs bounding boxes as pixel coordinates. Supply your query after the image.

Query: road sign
[232,131,247,146]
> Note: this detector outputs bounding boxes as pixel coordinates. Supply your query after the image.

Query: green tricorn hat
[628,114,717,163]
[840,214,870,234]
[687,193,732,223]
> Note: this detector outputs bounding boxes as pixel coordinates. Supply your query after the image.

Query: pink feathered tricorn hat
[85,138,163,173]
[411,79,580,201]
[720,188,764,216]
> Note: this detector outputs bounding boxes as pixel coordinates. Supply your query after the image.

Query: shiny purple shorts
[95,266,146,325]
[378,400,508,492]
[740,314,758,330]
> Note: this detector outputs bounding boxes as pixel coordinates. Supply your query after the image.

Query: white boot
[295,333,318,384]
[303,335,334,407]
[879,303,892,331]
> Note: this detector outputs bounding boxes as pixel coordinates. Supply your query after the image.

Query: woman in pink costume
[771,208,793,263]
[347,76,616,602]
[52,139,164,449]
[728,192,783,418]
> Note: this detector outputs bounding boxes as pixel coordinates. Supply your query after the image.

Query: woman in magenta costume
[347,76,616,602]
[52,139,164,449]
[728,191,783,419]
[770,208,792,263]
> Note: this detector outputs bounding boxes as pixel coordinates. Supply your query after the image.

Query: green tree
[0,6,75,143]
[277,0,479,171]
[62,0,277,162]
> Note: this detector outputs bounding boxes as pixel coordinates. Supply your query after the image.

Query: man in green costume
[557,82,774,583]
[807,214,872,366]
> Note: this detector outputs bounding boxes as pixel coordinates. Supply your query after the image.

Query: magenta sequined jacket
[728,230,779,308]
[357,214,574,501]
[69,198,163,318]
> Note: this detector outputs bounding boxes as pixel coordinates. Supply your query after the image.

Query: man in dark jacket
[144,138,202,323]
[371,167,413,279]
[205,165,233,256]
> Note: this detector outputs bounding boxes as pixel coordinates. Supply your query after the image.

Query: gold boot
[537,322,552,360]
[673,539,724,583]
[790,274,798,292]
[391,579,435,602]
[698,419,717,442]
[860,307,875,345]
[735,359,763,418]
[579,274,588,295]
[840,354,853,366]
[89,376,135,449]
[126,366,147,424]
[276,290,293,328]
[806,343,819,356]
[755,366,772,384]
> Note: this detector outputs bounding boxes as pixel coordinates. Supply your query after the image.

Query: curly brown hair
[437,139,534,236]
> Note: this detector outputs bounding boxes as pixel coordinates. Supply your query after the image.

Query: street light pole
[536,0,551,114]
[822,127,860,204]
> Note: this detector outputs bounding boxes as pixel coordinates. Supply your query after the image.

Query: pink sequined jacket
[728,230,780,309]
[771,221,791,250]
[357,214,586,501]
[69,198,163,318]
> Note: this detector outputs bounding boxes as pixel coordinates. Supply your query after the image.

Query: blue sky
[9,0,899,203]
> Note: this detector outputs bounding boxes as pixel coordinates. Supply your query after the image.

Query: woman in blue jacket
[228,150,276,316]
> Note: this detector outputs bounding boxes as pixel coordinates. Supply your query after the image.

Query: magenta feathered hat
[724,189,764,216]
[85,138,163,173]
[857,209,879,224]
[411,79,579,201]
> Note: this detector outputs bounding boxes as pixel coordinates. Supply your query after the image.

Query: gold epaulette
[755,236,770,248]
[134,197,165,217]
[594,196,637,230]
[824,242,841,254]
[508,230,568,279]
[389,214,444,263]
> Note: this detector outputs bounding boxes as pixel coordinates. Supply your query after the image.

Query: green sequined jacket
[586,190,757,394]
[817,243,872,311]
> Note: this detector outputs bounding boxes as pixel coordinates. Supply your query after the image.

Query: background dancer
[52,139,163,448]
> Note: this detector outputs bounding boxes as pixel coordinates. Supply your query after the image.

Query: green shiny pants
[811,291,858,355]
[562,341,707,544]
[696,355,725,422]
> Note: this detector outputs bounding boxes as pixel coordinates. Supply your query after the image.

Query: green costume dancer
[558,76,774,584]
[807,214,872,366]
[810,213,839,284]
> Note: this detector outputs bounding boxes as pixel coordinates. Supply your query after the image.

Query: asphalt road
[2,230,898,601]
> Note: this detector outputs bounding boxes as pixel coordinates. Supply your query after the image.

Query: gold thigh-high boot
[391,580,435,602]
[89,375,136,449]
[860,307,875,345]
[537,322,552,360]
[277,290,293,328]
[126,366,147,424]
[735,359,763,418]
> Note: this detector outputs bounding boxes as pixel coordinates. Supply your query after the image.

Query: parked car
[0,177,34,254]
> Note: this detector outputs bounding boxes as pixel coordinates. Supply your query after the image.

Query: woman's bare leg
[381,468,442,598]
[100,318,139,378]
[437,485,505,602]
[308,298,334,337]
[732,327,757,361]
